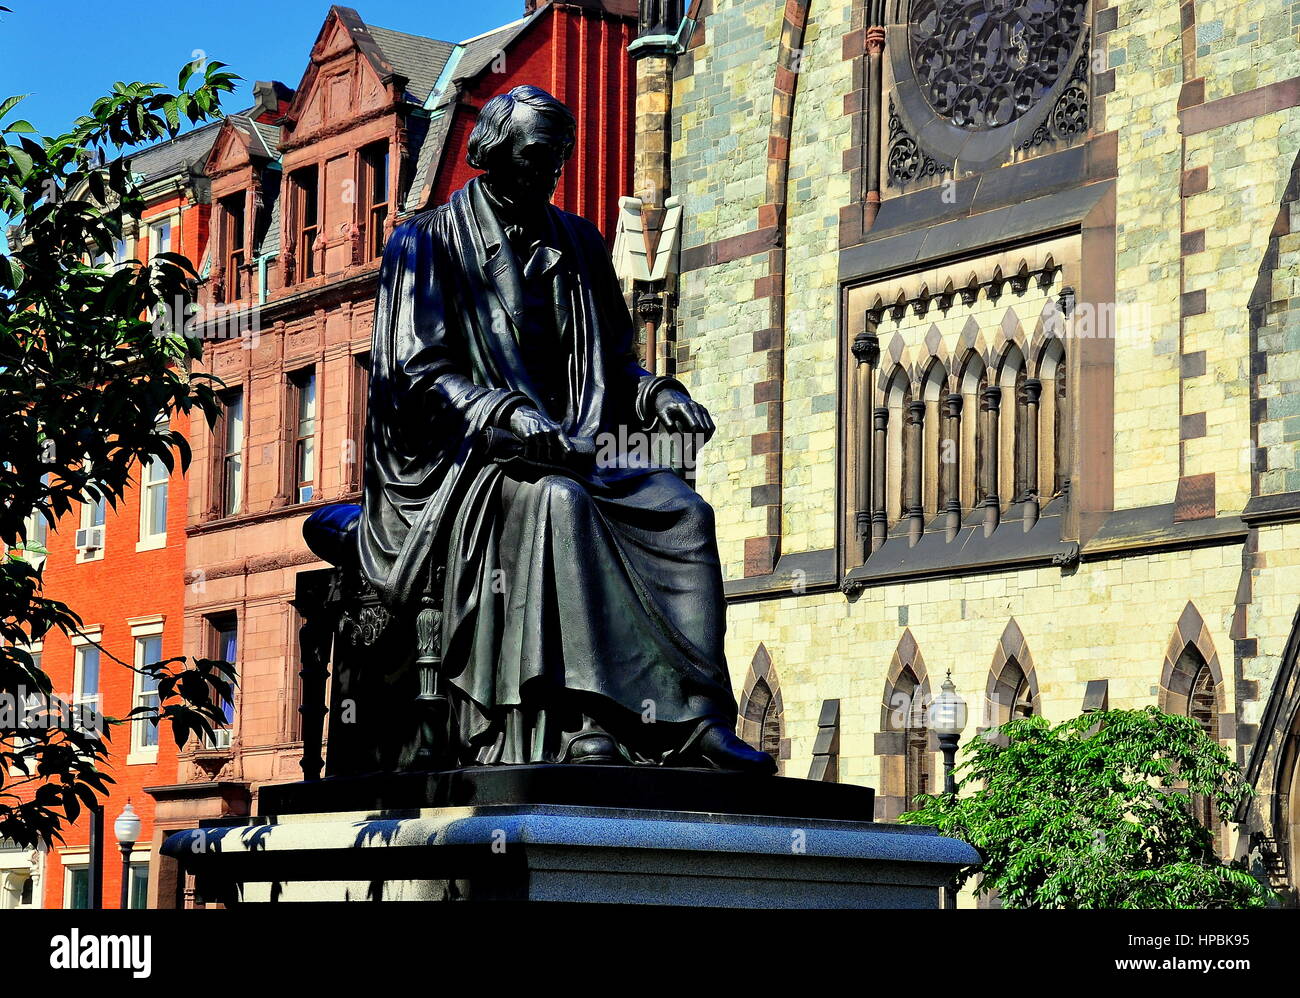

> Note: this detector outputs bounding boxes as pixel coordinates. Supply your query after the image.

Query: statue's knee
[539,475,590,515]
[682,491,716,533]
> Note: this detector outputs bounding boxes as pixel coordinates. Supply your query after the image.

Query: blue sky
[0,0,527,137]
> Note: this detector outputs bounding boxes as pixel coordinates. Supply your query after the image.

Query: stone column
[942,393,963,541]
[864,23,886,230]
[872,407,888,551]
[631,6,680,376]
[980,384,1001,537]
[905,400,926,546]
[1019,378,1042,531]
[852,331,880,560]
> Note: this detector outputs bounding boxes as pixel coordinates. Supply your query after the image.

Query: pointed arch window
[884,367,910,526]
[893,666,931,806]
[1189,663,1219,837]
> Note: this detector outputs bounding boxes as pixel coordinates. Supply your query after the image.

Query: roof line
[458,13,531,45]
[424,44,465,110]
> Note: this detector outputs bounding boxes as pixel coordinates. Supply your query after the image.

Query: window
[69,636,103,759]
[138,454,168,549]
[131,630,163,755]
[206,616,237,749]
[81,492,106,528]
[74,644,100,719]
[903,683,930,806]
[889,666,931,809]
[94,237,129,270]
[359,142,389,261]
[65,866,89,909]
[8,642,41,773]
[1190,666,1218,831]
[21,473,49,565]
[290,369,317,503]
[219,390,244,517]
[989,658,1036,727]
[77,456,107,561]
[219,193,245,301]
[148,219,172,257]
[128,862,149,909]
[290,165,319,281]
[346,352,370,491]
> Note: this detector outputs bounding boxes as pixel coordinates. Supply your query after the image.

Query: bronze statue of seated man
[305,85,774,775]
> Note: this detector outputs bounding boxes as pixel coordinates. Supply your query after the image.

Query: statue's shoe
[695,723,778,775]
[563,730,623,765]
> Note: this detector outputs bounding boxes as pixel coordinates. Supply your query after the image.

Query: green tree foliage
[0,58,240,848]
[900,707,1274,908]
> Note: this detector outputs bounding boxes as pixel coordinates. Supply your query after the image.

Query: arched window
[1166,642,1223,847]
[880,631,934,819]
[1189,661,1219,836]
[1036,337,1067,499]
[921,358,949,517]
[884,366,910,526]
[985,621,1040,735]
[990,658,1035,724]
[750,677,783,760]
[893,666,931,807]
[958,352,987,512]
[738,644,786,774]
[998,342,1027,508]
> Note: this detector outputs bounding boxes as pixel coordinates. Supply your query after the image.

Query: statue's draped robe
[358,177,736,764]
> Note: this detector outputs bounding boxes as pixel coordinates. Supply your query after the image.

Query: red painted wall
[23,197,205,909]
[431,4,635,242]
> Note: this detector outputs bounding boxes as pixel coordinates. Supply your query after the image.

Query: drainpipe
[256,251,278,306]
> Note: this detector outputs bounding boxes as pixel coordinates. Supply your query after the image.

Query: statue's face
[488,104,571,208]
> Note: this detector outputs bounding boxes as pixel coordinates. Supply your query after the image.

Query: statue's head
[467,85,576,208]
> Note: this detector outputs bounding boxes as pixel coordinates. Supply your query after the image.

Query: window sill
[126,748,159,767]
[74,548,105,565]
[189,492,362,535]
[843,498,1075,589]
[135,535,167,553]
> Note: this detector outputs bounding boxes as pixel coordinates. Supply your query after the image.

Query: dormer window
[219,193,246,301]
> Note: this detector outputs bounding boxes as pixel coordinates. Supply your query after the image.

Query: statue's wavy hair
[466,85,576,172]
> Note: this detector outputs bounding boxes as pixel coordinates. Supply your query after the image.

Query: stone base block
[161,766,978,907]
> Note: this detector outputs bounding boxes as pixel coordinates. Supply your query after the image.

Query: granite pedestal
[161,766,978,907]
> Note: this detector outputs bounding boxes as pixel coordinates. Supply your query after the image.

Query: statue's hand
[508,405,574,463]
[653,389,716,443]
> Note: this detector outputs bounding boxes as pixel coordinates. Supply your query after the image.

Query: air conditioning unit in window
[74,526,104,552]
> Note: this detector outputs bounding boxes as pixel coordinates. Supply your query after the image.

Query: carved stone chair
[297,503,448,779]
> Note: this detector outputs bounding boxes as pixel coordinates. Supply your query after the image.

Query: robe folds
[357,177,737,764]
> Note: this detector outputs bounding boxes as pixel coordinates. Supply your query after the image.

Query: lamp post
[930,672,967,911]
[931,671,968,795]
[114,801,142,910]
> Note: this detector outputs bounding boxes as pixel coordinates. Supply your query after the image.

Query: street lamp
[930,673,968,911]
[931,671,968,796]
[114,801,142,910]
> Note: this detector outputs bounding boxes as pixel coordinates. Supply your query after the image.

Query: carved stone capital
[635,290,665,324]
[851,331,880,366]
